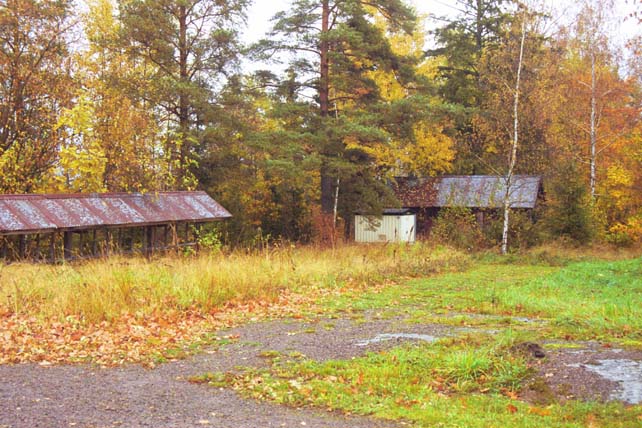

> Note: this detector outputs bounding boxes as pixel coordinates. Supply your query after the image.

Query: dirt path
[1,313,641,428]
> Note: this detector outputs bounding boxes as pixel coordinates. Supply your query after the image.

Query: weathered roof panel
[394,176,542,209]
[0,191,231,235]
[0,202,30,232]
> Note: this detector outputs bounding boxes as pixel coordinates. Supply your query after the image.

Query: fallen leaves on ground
[0,291,318,367]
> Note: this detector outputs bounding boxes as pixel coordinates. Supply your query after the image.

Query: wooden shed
[0,191,231,262]
[392,175,543,236]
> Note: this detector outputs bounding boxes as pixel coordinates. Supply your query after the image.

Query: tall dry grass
[0,243,469,323]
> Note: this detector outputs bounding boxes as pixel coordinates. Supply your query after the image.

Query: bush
[606,215,642,247]
[541,165,596,244]
[481,209,542,250]
[431,207,486,250]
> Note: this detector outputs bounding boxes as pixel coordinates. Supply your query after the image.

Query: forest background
[1,0,641,250]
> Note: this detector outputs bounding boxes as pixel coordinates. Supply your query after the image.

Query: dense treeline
[1,0,640,248]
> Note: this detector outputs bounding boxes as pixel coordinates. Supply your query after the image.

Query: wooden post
[18,235,26,259]
[63,232,72,261]
[195,223,201,253]
[105,229,112,257]
[171,222,179,255]
[144,226,153,258]
[49,233,56,263]
[92,229,98,257]
[35,234,41,261]
[163,225,169,252]
[1,237,7,260]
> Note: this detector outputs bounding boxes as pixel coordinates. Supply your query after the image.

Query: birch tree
[501,12,527,255]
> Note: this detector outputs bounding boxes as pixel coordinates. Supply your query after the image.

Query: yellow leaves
[527,406,552,417]
[54,94,107,192]
[608,215,642,244]
[410,122,455,176]
[369,122,454,177]
[84,0,120,43]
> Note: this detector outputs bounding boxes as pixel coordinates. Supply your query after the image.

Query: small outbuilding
[355,209,416,243]
[0,191,231,262]
[392,175,543,236]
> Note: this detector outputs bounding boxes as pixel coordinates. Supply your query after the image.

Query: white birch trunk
[501,18,527,255]
[589,51,597,200]
[333,177,340,231]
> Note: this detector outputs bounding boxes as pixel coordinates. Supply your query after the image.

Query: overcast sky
[242,0,640,46]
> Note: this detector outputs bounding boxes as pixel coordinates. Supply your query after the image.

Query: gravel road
[0,314,447,428]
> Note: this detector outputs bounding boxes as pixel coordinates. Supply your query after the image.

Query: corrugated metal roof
[394,176,542,209]
[0,191,231,235]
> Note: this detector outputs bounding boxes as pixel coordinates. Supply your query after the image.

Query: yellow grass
[0,243,469,323]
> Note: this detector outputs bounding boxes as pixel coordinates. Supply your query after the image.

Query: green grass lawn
[325,257,642,344]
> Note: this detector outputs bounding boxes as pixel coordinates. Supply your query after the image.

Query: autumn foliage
[0,0,640,246]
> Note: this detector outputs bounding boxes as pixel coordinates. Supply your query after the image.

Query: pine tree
[118,0,248,188]
[252,0,420,235]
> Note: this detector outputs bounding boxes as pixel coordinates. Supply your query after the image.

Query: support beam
[1,237,7,260]
[92,229,98,257]
[105,229,112,257]
[195,224,200,252]
[171,223,178,255]
[63,232,72,261]
[49,233,56,263]
[144,226,153,258]
[18,235,26,259]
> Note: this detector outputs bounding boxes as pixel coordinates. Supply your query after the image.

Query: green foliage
[429,0,508,109]
[542,165,597,244]
[431,207,486,250]
[118,0,248,187]
[251,0,427,221]
[196,226,223,253]
[482,210,542,250]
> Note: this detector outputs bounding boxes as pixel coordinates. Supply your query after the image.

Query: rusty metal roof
[394,176,542,209]
[0,191,231,235]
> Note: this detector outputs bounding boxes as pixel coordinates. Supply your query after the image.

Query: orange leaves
[527,406,552,417]
[506,403,519,414]
[0,290,317,367]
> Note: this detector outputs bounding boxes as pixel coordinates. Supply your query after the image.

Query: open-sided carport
[0,191,231,262]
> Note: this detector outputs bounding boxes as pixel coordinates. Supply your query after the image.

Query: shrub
[606,215,642,247]
[431,207,486,250]
[541,165,596,244]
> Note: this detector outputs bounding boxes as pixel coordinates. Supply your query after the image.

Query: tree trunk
[319,0,335,214]
[319,0,330,118]
[501,17,527,255]
[178,4,189,185]
[589,51,597,200]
